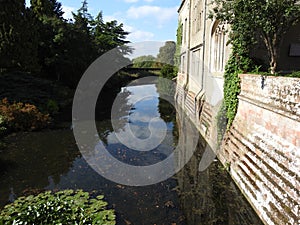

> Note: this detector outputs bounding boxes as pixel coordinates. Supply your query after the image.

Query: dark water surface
[0,82,263,225]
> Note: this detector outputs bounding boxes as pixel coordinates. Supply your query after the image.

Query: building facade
[176,0,231,150]
[176,0,300,147]
[176,1,300,225]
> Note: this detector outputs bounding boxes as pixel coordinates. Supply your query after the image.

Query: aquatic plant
[0,189,116,225]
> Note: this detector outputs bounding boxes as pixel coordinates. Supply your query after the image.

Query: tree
[174,21,183,69]
[30,0,63,18]
[91,12,131,55]
[211,0,300,74]
[157,41,176,66]
[132,55,157,68]
[30,0,67,78]
[72,0,92,34]
[0,0,131,87]
[57,0,97,86]
[0,0,39,73]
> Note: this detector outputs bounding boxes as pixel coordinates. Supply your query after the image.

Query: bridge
[122,67,161,72]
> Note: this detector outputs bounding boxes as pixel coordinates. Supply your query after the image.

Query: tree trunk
[263,33,280,74]
[270,50,277,74]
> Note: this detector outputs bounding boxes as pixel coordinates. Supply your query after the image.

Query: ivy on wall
[210,0,300,127]
[174,20,183,75]
[210,3,256,128]
[223,45,254,128]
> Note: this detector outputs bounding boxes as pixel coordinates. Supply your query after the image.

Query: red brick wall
[220,74,300,225]
[175,74,299,224]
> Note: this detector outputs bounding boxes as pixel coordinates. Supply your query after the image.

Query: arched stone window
[211,21,226,73]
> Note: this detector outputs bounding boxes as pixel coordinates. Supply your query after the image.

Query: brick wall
[220,74,300,225]
[175,74,299,224]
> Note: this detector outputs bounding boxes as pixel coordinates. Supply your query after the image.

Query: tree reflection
[97,87,133,145]
[156,77,176,123]
[0,130,80,207]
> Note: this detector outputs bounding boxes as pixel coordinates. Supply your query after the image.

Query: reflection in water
[175,105,263,225]
[109,84,175,164]
[0,81,262,224]
[0,130,79,205]
[175,140,263,225]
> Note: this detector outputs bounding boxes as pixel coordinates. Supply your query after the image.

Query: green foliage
[210,0,300,74]
[46,99,59,114]
[223,50,254,128]
[1,0,130,88]
[211,0,300,127]
[0,98,50,131]
[0,0,40,73]
[157,41,176,66]
[0,190,116,225]
[160,64,176,79]
[210,0,260,128]
[285,70,300,78]
[132,55,157,68]
[91,12,131,55]
[30,0,64,18]
[174,20,183,69]
[0,115,6,133]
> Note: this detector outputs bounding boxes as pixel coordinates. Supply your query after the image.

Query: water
[0,81,263,225]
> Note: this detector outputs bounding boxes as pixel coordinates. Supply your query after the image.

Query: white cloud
[126,5,178,27]
[103,14,155,42]
[103,15,119,22]
[62,6,76,20]
[127,41,164,59]
[124,0,139,2]
[128,30,155,42]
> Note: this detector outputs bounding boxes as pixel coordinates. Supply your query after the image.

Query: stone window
[211,22,226,72]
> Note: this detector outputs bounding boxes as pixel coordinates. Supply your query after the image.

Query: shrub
[0,115,6,131]
[0,115,6,139]
[0,98,50,131]
[46,99,59,114]
[160,64,176,79]
[0,190,116,225]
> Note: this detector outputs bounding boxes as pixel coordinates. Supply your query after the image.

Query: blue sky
[26,0,180,43]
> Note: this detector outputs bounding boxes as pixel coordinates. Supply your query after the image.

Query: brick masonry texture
[220,74,300,225]
[175,74,300,225]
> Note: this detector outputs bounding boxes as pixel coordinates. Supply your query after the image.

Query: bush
[0,115,6,131]
[0,190,116,225]
[0,115,6,139]
[0,98,50,131]
[46,99,59,114]
[160,64,176,79]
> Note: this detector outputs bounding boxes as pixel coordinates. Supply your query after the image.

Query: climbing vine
[210,0,300,127]
[223,44,254,127]
[173,20,183,76]
[210,1,256,128]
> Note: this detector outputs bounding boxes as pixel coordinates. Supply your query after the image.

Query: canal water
[0,80,263,225]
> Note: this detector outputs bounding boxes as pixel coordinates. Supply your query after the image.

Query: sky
[26,0,180,43]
